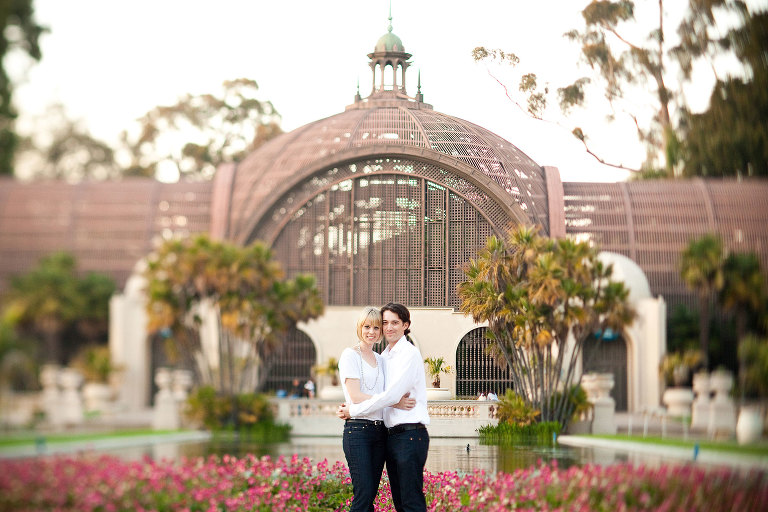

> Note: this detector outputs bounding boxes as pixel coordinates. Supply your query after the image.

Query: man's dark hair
[381,302,411,336]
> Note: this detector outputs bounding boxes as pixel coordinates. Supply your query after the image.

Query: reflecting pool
[104,436,703,475]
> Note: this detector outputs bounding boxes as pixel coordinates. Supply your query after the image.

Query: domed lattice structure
[223,18,550,308]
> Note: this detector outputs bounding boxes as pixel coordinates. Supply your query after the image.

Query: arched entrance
[455,327,515,398]
[262,328,317,394]
[582,334,628,411]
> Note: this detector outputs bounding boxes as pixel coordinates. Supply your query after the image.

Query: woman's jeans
[343,419,387,512]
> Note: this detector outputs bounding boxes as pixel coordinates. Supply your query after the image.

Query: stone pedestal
[662,387,694,417]
[152,368,179,430]
[83,382,113,414]
[708,370,736,439]
[690,372,710,430]
[40,364,64,427]
[59,368,84,425]
[581,372,617,434]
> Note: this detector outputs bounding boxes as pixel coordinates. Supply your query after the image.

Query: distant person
[478,392,487,401]
[338,303,430,512]
[304,378,316,399]
[338,306,415,512]
[289,378,302,399]
[487,390,498,401]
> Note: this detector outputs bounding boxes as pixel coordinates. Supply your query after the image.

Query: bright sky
[12,0,739,182]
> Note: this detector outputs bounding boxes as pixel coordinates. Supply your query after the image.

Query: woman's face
[360,320,381,348]
[382,310,408,344]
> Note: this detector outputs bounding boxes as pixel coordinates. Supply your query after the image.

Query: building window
[262,328,316,394]
[270,165,497,308]
[455,327,515,398]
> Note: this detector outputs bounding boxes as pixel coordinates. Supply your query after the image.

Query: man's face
[382,310,408,344]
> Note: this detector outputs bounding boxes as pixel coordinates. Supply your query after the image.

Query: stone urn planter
[662,387,694,417]
[736,405,765,445]
[82,382,113,413]
[318,385,345,400]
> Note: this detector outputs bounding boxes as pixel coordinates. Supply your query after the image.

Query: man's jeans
[386,426,430,512]
[342,419,387,512]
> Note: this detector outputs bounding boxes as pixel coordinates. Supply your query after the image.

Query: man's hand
[337,403,351,420]
[393,392,416,410]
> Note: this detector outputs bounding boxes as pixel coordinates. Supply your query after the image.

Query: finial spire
[387,0,393,32]
[417,70,421,93]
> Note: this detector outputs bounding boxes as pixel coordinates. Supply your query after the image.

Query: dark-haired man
[338,302,430,512]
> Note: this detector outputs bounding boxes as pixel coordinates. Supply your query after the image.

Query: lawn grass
[589,433,768,457]
[0,429,180,448]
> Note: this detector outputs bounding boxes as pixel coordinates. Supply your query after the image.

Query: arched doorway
[262,328,317,394]
[582,334,628,411]
[455,327,515,398]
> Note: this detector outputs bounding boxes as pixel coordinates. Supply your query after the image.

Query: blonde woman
[338,306,415,512]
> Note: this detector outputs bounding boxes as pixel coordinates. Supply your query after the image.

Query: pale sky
[11,0,741,182]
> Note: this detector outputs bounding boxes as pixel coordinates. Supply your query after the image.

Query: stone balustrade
[271,399,498,437]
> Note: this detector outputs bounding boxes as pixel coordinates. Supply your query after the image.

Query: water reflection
[110,437,591,474]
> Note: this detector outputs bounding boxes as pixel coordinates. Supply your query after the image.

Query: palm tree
[458,225,635,428]
[720,252,765,399]
[144,234,324,397]
[3,253,83,364]
[680,234,725,369]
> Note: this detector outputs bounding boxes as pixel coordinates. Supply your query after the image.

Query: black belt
[387,422,426,435]
[346,418,385,427]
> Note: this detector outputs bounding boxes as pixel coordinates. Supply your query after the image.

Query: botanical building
[1,21,766,416]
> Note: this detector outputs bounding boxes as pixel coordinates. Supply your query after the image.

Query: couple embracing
[337,303,430,512]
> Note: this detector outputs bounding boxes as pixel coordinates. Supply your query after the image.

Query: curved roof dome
[227,101,550,243]
[375,31,404,53]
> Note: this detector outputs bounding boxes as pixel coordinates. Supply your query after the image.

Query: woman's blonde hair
[356,306,382,343]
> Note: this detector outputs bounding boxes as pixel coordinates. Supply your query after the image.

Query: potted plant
[72,345,119,414]
[313,357,343,400]
[424,356,452,388]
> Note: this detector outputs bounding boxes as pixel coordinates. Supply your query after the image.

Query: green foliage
[680,234,725,368]
[458,225,635,429]
[71,345,116,383]
[549,385,592,423]
[121,78,283,180]
[144,234,324,394]
[423,356,453,387]
[185,385,290,438]
[477,420,561,446]
[0,318,38,391]
[659,349,705,387]
[313,357,339,386]
[738,335,768,399]
[2,252,115,364]
[681,11,768,177]
[496,389,540,426]
[0,0,46,175]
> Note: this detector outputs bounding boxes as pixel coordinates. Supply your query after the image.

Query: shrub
[185,385,290,440]
[496,389,540,426]
[477,421,561,445]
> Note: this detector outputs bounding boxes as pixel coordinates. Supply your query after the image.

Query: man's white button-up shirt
[349,335,430,428]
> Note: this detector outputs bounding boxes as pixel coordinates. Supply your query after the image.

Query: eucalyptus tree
[458,226,635,428]
[143,235,323,397]
[0,0,46,175]
[472,0,757,176]
[680,233,725,369]
[121,78,283,181]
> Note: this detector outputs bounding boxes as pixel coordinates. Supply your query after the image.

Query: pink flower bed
[1,454,766,511]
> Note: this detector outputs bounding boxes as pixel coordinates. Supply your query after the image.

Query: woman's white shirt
[338,347,385,421]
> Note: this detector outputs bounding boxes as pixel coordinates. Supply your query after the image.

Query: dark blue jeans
[386,426,430,512]
[343,419,387,512]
